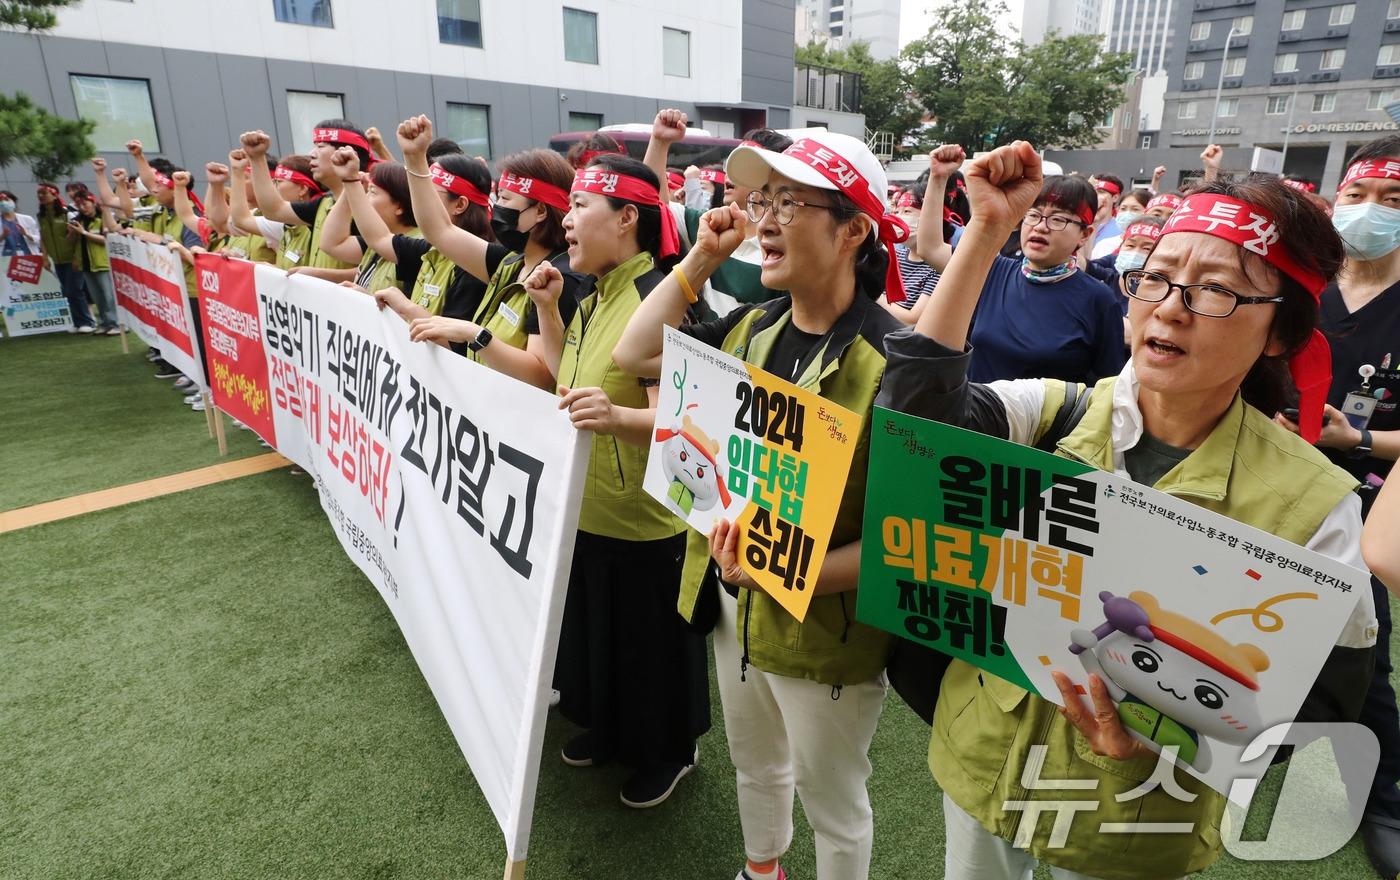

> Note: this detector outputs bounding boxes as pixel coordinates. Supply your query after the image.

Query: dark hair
[586,153,675,270]
[702,165,726,209]
[369,161,415,228]
[434,153,494,241]
[0,190,17,202]
[37,183,67,216]
[150,157,176,176]
[826,191,889,301]
[499,148,574,251]
[1120,187,1153,209]
[265,153,280,171]
[741,128,794,153]
[1171,176,1344,415]
[427,138,464,163]
[1349,134,1400,167]
[1034,175,1098,226]
[315,118,370,167]
[566,132,625,169]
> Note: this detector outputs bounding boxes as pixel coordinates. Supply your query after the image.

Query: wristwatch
[468,327,493,353]
[1349,429,1373,460]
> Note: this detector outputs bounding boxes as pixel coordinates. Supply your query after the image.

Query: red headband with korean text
[430,163,491,208]
[313,128,377,167]
[699,169,726,185]
[498,172,570,212]
[571,168,679,258]
[1281,178,1317,194]
[1146,193,1183,213]
[578,147,626,167]
[1122,221,1162,242]
[1095,178,1122,197]
[782,138,912,302]
[1338,158,1400,192]
[274,164,324,195]
[152,170,204,214]
[1161,192,1332,442]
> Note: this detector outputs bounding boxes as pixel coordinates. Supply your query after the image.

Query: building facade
[1021,0,1104,46]
[795,0,900,59]
[1162,0,1400,190]
[0,0,799,196]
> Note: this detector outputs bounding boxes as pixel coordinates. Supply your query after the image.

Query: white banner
[2,256,72,336]
[106,234,206,388]
[249,264,589,863]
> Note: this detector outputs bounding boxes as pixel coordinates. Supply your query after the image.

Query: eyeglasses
[1022,210,1085,232]
[745,190,836,225]
[1122,270,1285,318]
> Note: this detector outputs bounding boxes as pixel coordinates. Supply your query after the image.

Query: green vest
[466,250,563,362]
[557,251,683,542]
[675,294,900,686]
[357,229,417,294]
[410,247,457,316]
[38,210,78,264]
[80,215,109,272]
[223,226,277,265]
[307,195,355,270]
[929,377,1360,880]
[277,223,313,270]
[149,208,199,298]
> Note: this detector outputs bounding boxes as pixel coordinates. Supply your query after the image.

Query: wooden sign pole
[503,858,525,880]
[119,325,129,354]
[203,391,215,438]
[212,405,229,456]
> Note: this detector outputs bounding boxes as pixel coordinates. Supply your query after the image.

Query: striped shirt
[895,244,940,309]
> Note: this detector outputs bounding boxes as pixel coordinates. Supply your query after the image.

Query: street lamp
[1207,26,1243,146]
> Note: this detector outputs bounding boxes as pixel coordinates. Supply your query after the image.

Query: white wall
[50,0,744,103]
[786,105,867,138]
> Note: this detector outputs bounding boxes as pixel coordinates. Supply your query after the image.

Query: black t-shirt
[1319,280,1400,481]
[390,236,508,321]
[290,195,327,227]
[520,251,588,334]
[765,322,826,382]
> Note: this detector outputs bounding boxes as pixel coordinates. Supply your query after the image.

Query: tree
[0,93,95,182]
[903,0,1134,151]
[795,40,924,149]
[1,0,80,31]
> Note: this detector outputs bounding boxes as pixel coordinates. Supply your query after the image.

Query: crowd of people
[8,108,1400,880]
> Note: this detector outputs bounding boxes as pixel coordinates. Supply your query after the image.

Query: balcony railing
[794,64,862,114]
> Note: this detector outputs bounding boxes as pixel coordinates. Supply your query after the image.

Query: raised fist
[240,130,272,157]
[171,170,192,188]
[91,156,107,173]
[329,146,362,180]
[205,162,230,184]
[523,261,564,308]
[396,115,434,158]
[111,168,128,183]
[125,139,144,157]
[963,140,1043,232]
[653,109,688,144]
[929,144,966,178]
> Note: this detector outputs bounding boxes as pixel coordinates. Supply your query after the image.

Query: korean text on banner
[857,406,1367,801]
[2,257,72,336]
[194,254,276,446]
[106,233,205,388]
[645,325,862,622]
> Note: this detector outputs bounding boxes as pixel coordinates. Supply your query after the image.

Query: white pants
[713,587,886,879]
[943,793,1183,880]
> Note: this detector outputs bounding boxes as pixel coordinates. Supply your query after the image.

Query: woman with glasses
[879,143,1376,880]
[615,131,906,880]
[914,145,1125,385]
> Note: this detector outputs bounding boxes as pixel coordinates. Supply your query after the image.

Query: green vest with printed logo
[307,195,355,270]
[357,228,417,294]
[928,377,1360,880]
[81,215,109,272]
[466,250,566,361]
[557,251,683,542]
[674,294,900,687]
[410,246,457,316]
[277,223,313,270]
[149,208,200,298]
[38,210,78,264]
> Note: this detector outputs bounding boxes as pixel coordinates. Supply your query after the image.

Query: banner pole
[503,857,525,880]
[203,391,215,438]
[119,325,129,354]
[212,405,229,456]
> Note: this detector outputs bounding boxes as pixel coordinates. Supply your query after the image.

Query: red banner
[7,254,44,284]
[109,254,196,359]
[194,254,277,446]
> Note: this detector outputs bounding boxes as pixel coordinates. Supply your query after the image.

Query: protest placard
[2,256,72,336]
[107,234,205,388]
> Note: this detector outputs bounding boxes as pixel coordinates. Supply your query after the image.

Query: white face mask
[0,200,15,214]
[1332,202,1400,261]
[1114,250,1148,274]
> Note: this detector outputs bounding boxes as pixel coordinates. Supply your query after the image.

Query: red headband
[739,140,763,149]
[1095,178,1123,197]
[1122,221,1162,241]
[1282,178,1317,194]
[699,169,726,185]
[1146,193,1183,213]
[571,168,679,259]
[498,172,569,212]
[430,163,491,208]
[666,171,685,190]
[313,128,378,168]
[152,170,204,215]
[1161,193,1332,443]
[38,183,67,210]
[578,147,625,167]
[1041,195,1095,226]
[896,190,918,209]
[1338,158,1400,192]
[274,164,323,195]
[782,138,912,302]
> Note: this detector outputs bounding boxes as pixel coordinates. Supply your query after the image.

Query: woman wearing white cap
[615,131,910,880]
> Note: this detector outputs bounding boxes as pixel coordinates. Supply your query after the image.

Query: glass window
[663,27,689,77]
[1266,95,1290,114]
[568,111,603,132]
[1101,109,1115,128]
[1178,101,1197,119]
[1217,98,1238,117]
[286,90,344,155]
[1224,57,1245,77]
[1282,10,1305,30]
[1232,15,1252,35]
[1312,93,1336,112]
[437,0,482,47]
[1141,135,1152,149]
[563,7,598,64]
[1382,44,1400,66]
[1190,20,1210,41]
[272,0,332,27]
[70,75,159,152]
[1391,0,1400,20]
[1329,4,1354,26]
[1185,61,1204,80]
[1321,49,1346,69]
[1369,89,1398,110]
[1275,53,1298,73]
[830,24,843,36]
[444,102,490,158]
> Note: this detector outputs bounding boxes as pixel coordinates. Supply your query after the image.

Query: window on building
[1312,92,1336,113]
[1275,53,1298,73]
[1321,49,1346,70]
[70,75,160,152]
[272,0,332,27]
[1217,97,1238,117]
[1369,89,1398,110]
[1101,109,1115,128]
[563,7,598,64]
[1232,15,1252,35]
[1328,4,1355,26]
[1178,101,1198,119]
[1282,10,1305,30]
[1190,20,1210,41]
[1382,44,1400,66]
[568,111,603,131]
[829,8,842,21]
[830,24,843,36]
[1122,108,1131,129]
[1185,61,1204,80]
[1391,0,1400,20]
[1141,135,1153,149]
[286,91,344,155]
[444,102,491,158]
[437,0,482,47]
[1224,57,1245,77]
[663,27,689,77]
[1266,95,1290,115]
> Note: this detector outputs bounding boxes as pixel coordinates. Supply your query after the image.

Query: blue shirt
[1,218,30,255]
[968,254,1127,386]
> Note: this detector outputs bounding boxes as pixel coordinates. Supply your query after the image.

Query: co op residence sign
[1284,121,1399,135]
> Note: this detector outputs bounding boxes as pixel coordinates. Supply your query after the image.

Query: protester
[318,156,420,295]
[879,140,1376,880]
[1144,191,1182,219]
[1082,215,1166,347]
[1115,187,1151,228]
[35,182,94,332]
[228,150,319,268]
[1,190,41,256]
[564,131,626,170]
[882,182,945,324]
[68,191,119,335]
[614,130,906,880]
[1087,173,1124,258]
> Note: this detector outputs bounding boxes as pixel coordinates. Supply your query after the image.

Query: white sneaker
[548,689,561,708]
[105,327,122,336]
[183,392,202,404]
[190,398,206,412]
[174,377,195,390]
[77,325,96,334]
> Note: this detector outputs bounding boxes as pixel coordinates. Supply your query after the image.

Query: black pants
[1364,573,1400,824]
[554,530,711,768]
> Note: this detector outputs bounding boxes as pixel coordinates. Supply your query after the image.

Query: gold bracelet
[673,265,697,304]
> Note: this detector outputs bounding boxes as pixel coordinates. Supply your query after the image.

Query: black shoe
[1362,817,1400,879]
[619,748,698,809]
[153,366,181,379]
[561,733,596,768]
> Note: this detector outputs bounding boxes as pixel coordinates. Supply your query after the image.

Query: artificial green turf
[0,331,265,510]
